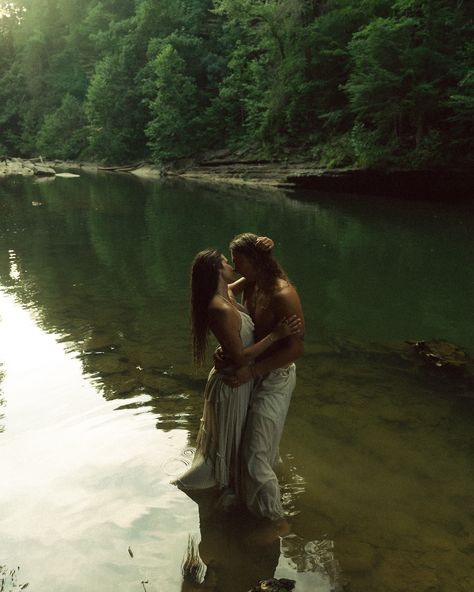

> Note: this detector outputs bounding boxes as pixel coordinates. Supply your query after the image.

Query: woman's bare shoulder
[208,296,239,322]
[209,295,231,311]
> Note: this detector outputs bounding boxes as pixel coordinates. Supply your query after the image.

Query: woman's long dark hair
[190,249,222,367]
[229,232,287,291]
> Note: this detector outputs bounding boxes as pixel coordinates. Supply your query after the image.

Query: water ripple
[162,447,195,476]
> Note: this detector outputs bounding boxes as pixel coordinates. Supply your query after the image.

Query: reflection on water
[0,363,4,434]
[0,290,196,591]
[178,490,282,592]
[0,173,473,591]
[176,488,340,592]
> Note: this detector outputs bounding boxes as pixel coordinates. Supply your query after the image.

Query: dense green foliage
[0,0,472,167]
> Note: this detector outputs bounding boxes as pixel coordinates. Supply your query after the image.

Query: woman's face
[219,255,237,284]
[231,251,256,281]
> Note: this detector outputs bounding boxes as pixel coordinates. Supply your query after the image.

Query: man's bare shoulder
[271,282,301,303]
[269,282,304,319]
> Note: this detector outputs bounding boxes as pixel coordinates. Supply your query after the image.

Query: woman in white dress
[173,247,301,498]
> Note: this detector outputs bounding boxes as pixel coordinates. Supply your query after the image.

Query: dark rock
[33,164,56,176]
[248,578,296,592]
[406,340,468,369]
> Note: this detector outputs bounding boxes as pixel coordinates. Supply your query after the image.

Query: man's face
[231,251,256,281]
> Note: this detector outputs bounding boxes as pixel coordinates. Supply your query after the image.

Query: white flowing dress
[173,310,255,493]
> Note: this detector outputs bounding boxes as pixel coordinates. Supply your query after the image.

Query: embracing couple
[174,233,304,527]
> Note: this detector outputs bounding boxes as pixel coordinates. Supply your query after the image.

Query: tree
[0,3,26,154]
[37,94,87,159]
[0,0,472,167]
[345,0,472,167]
[145,44,200,160]
[85,53,146,163]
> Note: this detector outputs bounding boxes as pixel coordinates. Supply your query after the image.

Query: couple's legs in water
[242,365,296,526]
[175,364,296,531]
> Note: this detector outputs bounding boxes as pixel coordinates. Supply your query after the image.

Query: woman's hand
[256,236,274,251]
[272,315,303,340]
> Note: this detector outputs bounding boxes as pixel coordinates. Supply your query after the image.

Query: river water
[0,173,473,592]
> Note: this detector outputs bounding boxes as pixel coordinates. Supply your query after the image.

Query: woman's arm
[227,278,252,313]
[208,303,301,369]
[228,277,249,300]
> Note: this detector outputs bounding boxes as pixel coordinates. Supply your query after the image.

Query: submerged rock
[248,578,296,592]
[406,340,468,369]
[83,352,129,376]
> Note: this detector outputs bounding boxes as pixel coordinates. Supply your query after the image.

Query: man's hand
[213,346,229,371]
[256,236,274,251]
[223,365,253,388]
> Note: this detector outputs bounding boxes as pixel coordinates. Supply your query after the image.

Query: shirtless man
[224,233,305,523]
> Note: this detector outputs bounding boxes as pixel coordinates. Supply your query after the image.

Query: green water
[0,173,473,592]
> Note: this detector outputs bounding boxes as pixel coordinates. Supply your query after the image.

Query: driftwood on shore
[98,162,147,172]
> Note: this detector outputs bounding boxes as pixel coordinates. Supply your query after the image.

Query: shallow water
[0,173,473,591]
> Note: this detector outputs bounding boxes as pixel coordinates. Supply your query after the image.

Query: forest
[0,0,472,168]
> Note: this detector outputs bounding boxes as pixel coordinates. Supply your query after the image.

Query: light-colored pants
[242,364,296,520]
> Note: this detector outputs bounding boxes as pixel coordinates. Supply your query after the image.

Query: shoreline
[0,157,100,178]
[1,156,472,200]
[166,158,474,199]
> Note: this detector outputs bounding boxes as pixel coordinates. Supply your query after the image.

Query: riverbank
[165,156,474,200]
[1,156,472,200]
[0,157,100,178]
[0,157,163,180]
[0,157,57,177]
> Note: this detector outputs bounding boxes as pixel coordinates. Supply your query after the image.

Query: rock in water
[249,578,296,592]
[33,164,56,176]
[406,339,468,368]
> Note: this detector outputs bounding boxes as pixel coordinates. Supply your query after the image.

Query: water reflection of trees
[0,175,473,592]
[0,174,473,432]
